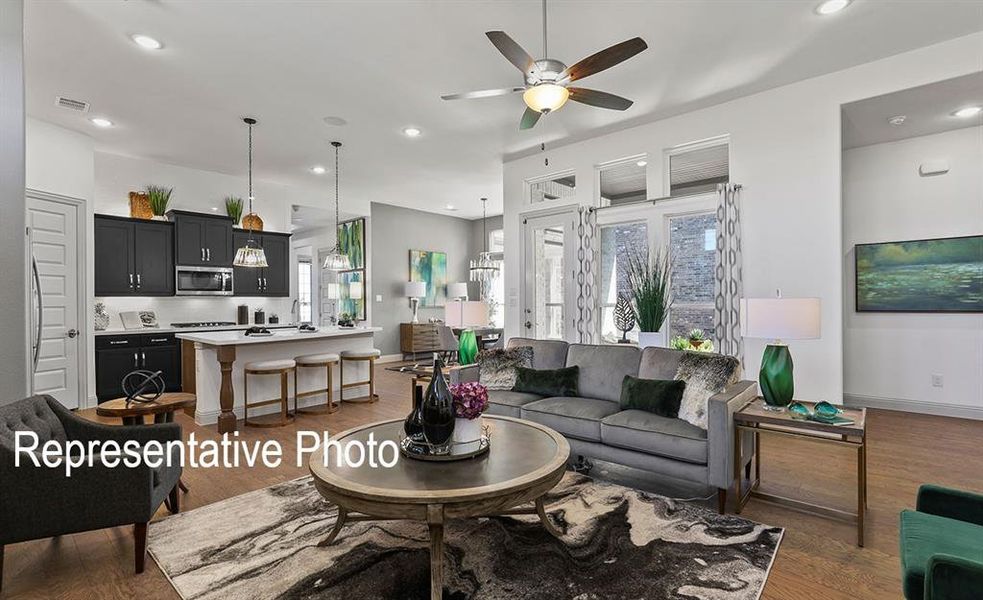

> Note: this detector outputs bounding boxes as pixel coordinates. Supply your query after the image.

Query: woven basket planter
[128,192,153,220]
[241,212,264,231]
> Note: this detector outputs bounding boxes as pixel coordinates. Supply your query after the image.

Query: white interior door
[522,211,576,341]
[28,194,83,409]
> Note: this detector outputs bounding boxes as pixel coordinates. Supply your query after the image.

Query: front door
[522,211,576,341]
[28,193,84,409]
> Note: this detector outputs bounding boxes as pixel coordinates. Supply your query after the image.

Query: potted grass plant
[145,185,173,220]
[626,248,672,348]
[225,196,244,226]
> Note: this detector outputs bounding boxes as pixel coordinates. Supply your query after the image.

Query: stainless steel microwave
[175,265,234,296]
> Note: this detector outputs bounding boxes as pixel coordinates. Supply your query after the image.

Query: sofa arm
[448,364,480,385]
[925,554,983,600]
[706,380,758,490]
[917,484,983,527]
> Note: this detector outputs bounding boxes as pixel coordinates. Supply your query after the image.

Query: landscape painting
[409,250,447,307]
[855,235,982,312]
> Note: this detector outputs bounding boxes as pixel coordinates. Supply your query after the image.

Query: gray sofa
[481,337,756,513]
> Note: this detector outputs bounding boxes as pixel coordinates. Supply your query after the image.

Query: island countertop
[176,326,382,346]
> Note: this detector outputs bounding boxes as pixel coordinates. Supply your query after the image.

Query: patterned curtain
[575,206,598,343]
[714,184,744,362]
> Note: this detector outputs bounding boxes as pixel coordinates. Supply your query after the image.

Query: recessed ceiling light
[445,204,457,211]
[130,34,163,50]
[952,106,981,118]
[310,165,327,175]
[887,115,906,126]
[210,207,219,212]
[815,0,851,15]
[323,116,348,127]
[636,160,648,167]
[403,127,422,137]
[89,117,113,128]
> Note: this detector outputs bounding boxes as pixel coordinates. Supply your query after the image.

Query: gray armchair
[0,395,183,589]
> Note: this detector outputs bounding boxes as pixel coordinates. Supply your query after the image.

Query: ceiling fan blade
[441,87,525,101]
[568,87,634,111]
[519,107,542,130]
[561,37,647,83]
[486,31,539,77]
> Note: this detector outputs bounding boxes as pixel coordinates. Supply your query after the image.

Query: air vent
[54,96,90,113]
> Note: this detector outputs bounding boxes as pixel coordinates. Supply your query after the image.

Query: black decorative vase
[404,384,425,440]
[421,356,455,449]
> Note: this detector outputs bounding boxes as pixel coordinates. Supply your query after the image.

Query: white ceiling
[842,72,983,149]
[24,1,983,219]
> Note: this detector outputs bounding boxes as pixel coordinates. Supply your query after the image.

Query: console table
[400,323,440,359]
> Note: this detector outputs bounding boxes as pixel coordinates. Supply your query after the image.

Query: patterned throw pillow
[477,347,534,390]
[674,352,741,429]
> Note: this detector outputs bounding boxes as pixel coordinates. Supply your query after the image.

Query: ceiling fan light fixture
[523,84,569,113]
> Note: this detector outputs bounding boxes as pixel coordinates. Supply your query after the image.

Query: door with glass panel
[522,212,575,340]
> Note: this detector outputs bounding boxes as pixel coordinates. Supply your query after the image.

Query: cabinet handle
[136,274,141,289]
[109,340,127,345]
[206,248,211,261]
[141,351,146,367]
[129,273,134,288]
[150,338,168,343]
[133,352,139,368]
[201,248,206,261]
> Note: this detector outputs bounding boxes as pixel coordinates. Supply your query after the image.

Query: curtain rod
[588,183,742,213]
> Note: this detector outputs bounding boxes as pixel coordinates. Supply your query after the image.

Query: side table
[732,398,868,546]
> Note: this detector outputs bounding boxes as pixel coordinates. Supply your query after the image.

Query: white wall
[843,126,983,416]
[502,33,983,405]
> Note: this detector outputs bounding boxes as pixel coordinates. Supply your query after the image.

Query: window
[667,141,729,197]
[599,222,648,343]
[668,212,716,340]
[297,258,313,322]
[598,158,647,207]
[486,229,505,328]
[529,173,576,204]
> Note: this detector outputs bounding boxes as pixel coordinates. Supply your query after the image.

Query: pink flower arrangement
[449,382,489,420]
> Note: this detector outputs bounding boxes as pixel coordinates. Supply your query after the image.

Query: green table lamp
[444,292,487,366]
[740,293,821,411]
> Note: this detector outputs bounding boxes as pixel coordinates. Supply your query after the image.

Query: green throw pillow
[512,365,579,397]
[619,375,686,417]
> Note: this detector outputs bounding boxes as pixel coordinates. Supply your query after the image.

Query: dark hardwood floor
[3,366,981,599]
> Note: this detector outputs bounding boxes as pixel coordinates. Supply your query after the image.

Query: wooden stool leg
[243,371,249,425]
[369,357,377,402]
[294,366,299,414]
[281,371,289,421]
[327,363,337,413]
[339,359,345,402]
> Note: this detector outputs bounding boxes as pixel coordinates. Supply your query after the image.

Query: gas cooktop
[170,321,238,328]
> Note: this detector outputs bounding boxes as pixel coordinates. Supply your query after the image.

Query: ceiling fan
[441,0,647,130]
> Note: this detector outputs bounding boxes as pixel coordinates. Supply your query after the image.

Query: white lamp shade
[447,282,469,299]
[404,281,427,298]
[444,300,487,328]
[348,281,363,299]
[326,283,340,300]
[740,298,821,341]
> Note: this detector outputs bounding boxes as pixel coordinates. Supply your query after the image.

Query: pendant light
[321,141,352,271]
[232,117,268,268]
[469,197,500,282]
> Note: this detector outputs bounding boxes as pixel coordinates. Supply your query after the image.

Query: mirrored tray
[399,434,490,462]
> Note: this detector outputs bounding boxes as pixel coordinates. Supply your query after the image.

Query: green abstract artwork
[337,218,365,270]
[409,250,447,308]
[338,270,365,321]
[855,235,982,312]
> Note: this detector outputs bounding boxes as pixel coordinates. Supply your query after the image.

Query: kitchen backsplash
[95,296,295,329]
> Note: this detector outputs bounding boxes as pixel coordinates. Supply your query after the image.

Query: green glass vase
[458,329,478,365]
[760,344,794,411]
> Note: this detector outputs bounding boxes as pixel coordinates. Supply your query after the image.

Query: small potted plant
[337,312,354,328]
[225,196,244,226]
[626,248,672,348]
[145,185,173,220]
[688,328,708,349]
[449,382,488,454]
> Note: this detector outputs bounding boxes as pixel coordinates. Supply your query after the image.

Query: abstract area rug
[148,473,783,600]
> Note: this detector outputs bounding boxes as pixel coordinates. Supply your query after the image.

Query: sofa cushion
[507,337,569,370]
[487,390,543,411]
[675,352,741,429]
[521,396,621,442]
[619,375,685,417]
[900,509,983,600]
[513,365,579,397]
[638,347,685,380]
[565,344,640,403]
[477,346,533,390]
[601,410,708,464]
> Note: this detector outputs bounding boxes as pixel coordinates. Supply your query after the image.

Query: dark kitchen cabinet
[232,229,291,297]
[94,215,173,296]
[95,333,181,402]
[169,210,233,267]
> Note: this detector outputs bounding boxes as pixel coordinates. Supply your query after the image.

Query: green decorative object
[759,344,794,411]
[458,330,479,366]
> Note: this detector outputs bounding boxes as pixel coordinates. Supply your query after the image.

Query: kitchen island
[176,327,382,432]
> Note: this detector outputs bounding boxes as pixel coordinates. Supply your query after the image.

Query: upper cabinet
[232,229,291,297]
[168,210,234,266]
[94,215,174,296]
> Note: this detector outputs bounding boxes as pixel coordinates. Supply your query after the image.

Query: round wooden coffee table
[309,415,570,600]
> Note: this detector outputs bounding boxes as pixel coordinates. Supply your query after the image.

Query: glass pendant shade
[233,238,268,268]
[469,251,499,282]
[523,84,569,113]
[322,249,351,271]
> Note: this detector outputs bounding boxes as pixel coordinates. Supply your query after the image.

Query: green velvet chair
[900,484,983,599]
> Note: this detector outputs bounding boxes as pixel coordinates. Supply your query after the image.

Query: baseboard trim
[377,353,403,364]
[843,393,983,421]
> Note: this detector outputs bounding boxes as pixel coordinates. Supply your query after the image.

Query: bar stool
[294,352,340,414]
[339,348,382,403]
[243,358,296,427]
